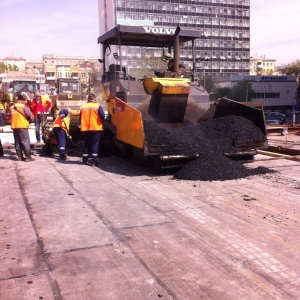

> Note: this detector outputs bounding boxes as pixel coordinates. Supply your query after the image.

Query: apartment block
[42,54,100,87]
[250,55,276,76]
[98,0,250,78]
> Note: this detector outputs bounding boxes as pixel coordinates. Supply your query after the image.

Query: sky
[1,0,300,66]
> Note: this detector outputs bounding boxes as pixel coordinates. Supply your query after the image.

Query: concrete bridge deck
[1,127,300,299]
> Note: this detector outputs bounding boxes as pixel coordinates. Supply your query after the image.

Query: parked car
[269,111,286,118]
[266,120,280,125]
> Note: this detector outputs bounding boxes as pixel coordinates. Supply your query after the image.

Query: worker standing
[0,112,4,157]
[30,92,51,143]
[79,93,105,166]
[52,109,71,160]
[10,94,34,161]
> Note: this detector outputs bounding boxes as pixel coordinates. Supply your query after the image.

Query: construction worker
[30,92,51,143]
[0,112,4,157]
[167,58,185,77]
[41,89,52,108]
[10,94,34,161]
[52,109,71,160]
[79,93,105,166]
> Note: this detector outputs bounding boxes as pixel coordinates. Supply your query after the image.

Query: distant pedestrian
[79,93,105,166]
[0,112,4,156]
[52,109,71,160]
[30,92,51,143]
[10,94,34,161]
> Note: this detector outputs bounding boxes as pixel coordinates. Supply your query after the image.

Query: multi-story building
[42,54,101,88]
[1,55,102,89]
[214,75,297,108]
[98,0,250,78]
[250,55,276,76]
[3,57,26,71]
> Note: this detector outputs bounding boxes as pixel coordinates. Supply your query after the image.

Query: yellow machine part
[143,77,191,95]
[108,97,145,149]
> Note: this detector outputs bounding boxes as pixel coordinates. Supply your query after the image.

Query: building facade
[1,55,101,92]
[214,75,297,108]
[250,55,276,76]
[98,0,250,78]
[42,54,101,88]
[3,57,26,71]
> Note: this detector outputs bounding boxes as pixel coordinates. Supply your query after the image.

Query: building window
[265,93,280,98]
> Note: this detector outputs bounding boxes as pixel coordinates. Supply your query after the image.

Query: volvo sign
[143,27,176,35]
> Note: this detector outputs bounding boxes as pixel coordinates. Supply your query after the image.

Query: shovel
[61,118,77,154]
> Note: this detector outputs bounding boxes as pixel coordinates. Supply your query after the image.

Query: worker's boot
[16,150,25,161]
[91,155,99,167]
[24,150,35,162]
[92,160,99,167]
[0,140,4,157]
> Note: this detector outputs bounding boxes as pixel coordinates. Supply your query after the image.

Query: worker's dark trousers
[34,117,41,142]
[13,129,31,151]
[82,131,100,162]
[53,127,66,157]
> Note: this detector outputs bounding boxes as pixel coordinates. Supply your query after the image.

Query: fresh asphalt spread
[143,116,275,181]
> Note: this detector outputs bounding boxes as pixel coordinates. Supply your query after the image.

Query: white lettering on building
[118,19,154,26]
[143,27,176,35]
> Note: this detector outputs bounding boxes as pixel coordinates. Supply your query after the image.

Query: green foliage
[0,62,19,72]
[214,86,232,99]
[214,80,254,102]
[277,59,300,75]
[197,75,216,93]
[231,80,254,102]
[0,62,7,73]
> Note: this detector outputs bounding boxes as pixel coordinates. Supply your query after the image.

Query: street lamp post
[246,82,250,102]
[84,59,89,95]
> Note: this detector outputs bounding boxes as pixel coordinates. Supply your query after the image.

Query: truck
[42,78,86,154]
[50,78,85,129]
[97,25,267,168]
[0,79,39,124]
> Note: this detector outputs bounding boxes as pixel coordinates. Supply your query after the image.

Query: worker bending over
[79,94,105,166]
[52,109,71,160]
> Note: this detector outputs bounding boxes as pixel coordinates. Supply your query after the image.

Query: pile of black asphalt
[143,116,276,181]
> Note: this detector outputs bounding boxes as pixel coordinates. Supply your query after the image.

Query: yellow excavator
[97,25,267,168]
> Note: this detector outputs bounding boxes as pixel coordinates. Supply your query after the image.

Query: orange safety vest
[80,102,103,131]
[53,115,70,133]
[10,103,30,129]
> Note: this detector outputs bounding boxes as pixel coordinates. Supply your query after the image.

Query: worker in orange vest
[0,112,4,157]
[52,109,71,160]
[79,93,105,166]
[10,94,35,161]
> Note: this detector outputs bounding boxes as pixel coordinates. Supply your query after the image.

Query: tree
[214,86,232,99]
[231,80,254,102]
[0,62,6,73]
[0,62,19,73]
[197,75,216,93]
[213,80,254,102]
[277,59,300,75]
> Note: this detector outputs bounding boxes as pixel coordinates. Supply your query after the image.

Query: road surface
[1,137,300,300]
